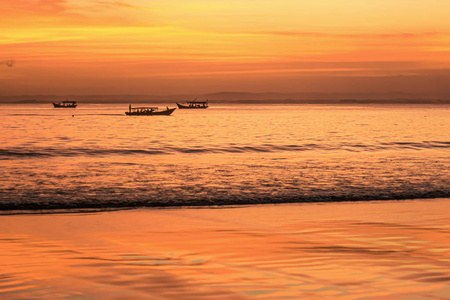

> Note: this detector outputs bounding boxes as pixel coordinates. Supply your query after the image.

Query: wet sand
[1,199,449,299]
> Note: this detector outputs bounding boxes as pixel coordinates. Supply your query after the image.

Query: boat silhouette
[125,105,176,116]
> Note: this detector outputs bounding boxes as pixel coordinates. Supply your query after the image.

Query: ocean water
[0,103,449,213]
[1,103,450,299]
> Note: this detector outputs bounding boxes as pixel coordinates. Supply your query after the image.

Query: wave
[0,148,167,158]
[0,190,449,215]
[1,141,449,158]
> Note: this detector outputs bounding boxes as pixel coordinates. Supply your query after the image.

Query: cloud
[250,31,442,39]
[1,0,68,15]
[0,0,157,29]
[96,1,136,9]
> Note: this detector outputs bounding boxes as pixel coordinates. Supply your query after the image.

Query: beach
[1,199,449,299]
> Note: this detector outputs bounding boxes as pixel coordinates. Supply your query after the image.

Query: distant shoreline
[1,91,450,104]
[1,99,450,105]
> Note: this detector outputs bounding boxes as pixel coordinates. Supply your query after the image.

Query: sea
[0,103,449,213]
[1,103,450,299]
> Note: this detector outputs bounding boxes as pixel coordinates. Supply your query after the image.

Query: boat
[53,100,77,108]
[125,105,176,116]
[176,99,209,109]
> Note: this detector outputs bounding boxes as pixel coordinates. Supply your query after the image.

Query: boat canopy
[185,100,208,107]
[130,106,159,112]
[187,100,208,104]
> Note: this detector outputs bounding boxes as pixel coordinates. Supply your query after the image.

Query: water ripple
[1,140,449,159]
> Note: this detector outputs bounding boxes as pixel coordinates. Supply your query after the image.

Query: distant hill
[0,92,449,104]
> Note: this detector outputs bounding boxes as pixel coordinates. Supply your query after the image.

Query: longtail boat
[125,105,176,116]
[176,99,208,109]
[53,101,77,108]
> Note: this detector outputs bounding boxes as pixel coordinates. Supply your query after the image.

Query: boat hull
[125,108,176,116]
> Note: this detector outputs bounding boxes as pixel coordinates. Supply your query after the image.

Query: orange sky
[1,0,450,96]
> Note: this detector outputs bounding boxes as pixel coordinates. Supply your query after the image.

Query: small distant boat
[53,100,77,108]
[176,99,209,109]
[125,105,176,116]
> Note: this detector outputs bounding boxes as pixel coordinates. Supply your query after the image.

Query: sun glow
[1,0,450,95]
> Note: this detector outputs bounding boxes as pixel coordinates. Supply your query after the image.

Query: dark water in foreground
[0,103,449,212]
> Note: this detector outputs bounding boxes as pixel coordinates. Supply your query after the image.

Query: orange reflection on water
[0,199,449,299]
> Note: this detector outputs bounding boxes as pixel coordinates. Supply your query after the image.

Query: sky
[1,0,450,96]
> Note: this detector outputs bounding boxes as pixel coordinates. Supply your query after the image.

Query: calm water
[0,200,449,299]
[0,103,449,212]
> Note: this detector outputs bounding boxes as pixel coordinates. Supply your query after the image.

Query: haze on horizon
[1,0,450,98]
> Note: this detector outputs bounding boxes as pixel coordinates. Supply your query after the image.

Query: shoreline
[1,196,449,216]
[2,100,450,105]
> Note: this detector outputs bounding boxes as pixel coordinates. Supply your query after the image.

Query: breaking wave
[1,140,449,159]
[1,190,449,215]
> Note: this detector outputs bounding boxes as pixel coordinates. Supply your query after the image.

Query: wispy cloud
[96,1,136,9]
[250,31,443,39]
[1,0,68,15]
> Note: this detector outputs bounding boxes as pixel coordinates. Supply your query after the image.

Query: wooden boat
[176,99,208,109]
[125,105,176,116]
[53,100,77,108]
